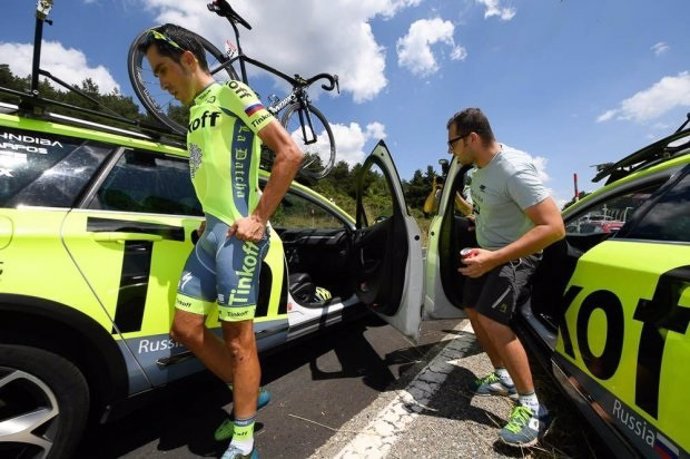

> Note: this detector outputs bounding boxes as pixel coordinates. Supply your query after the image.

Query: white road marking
[327,321,475,458]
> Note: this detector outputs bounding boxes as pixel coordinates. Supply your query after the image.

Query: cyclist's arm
[252,120,303,225]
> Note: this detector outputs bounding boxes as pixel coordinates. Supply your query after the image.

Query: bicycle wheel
[280,103,336,179]
[127,26,239,135]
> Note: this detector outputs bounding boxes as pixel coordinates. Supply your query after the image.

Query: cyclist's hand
[192,220,206,244]
[228,216,265,242]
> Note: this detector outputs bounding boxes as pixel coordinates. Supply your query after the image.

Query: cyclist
[139,24,303,459]
[447,108,565,447]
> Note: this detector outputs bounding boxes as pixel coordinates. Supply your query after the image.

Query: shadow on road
[75,314,460,458]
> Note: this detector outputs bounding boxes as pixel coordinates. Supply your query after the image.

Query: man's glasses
[147,29,185,52]
[447,133,469,151]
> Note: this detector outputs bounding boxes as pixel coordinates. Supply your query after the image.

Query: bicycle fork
[297,105,319,146]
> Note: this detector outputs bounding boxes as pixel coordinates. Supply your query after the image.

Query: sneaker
[214,388,271,441]
[473,372,518,400]
[499,404,552,447]
[221,444,258,459]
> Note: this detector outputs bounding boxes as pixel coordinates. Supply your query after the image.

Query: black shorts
[462,254,541,325]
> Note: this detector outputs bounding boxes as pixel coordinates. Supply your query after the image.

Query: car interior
[269,189,356,307]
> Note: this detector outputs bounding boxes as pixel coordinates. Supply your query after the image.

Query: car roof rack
[592,118,690,185]
[0,0,185,146]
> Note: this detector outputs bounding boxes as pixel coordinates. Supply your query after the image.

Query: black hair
[137,23,209,72]
[447,107,495,146]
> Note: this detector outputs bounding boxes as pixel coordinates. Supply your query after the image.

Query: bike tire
[127,26,239,135]
[280,103,336,180]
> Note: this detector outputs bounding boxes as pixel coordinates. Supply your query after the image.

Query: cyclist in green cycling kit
[139,24,303,459]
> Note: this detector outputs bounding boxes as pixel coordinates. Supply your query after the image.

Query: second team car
[422,121,690,458]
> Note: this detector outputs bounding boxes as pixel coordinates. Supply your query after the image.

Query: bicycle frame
[207,0,338,114]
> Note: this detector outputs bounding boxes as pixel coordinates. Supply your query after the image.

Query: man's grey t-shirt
[470,149,550,250]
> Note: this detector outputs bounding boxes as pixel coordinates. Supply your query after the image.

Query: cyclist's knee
[170,312,205,346]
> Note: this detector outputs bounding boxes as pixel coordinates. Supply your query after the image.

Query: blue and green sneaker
[214,387,271,441]
[473,372,518,400]
[499,404,552,447]
[221,444,258,459]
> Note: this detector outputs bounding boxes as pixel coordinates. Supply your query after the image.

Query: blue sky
[3,0,690,204]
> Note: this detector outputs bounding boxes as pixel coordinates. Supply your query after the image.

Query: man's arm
[492,196,565,263]
[230,120,303,242]
[459,197,565,277]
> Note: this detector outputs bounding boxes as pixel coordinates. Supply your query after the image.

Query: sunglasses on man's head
[147,29,185,52]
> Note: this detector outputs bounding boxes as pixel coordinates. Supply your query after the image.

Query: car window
[0,127,111,208]
[624,172,690,243]
[565,184,659,235]
[360,163,395,226]
[270,191,347,230]
[90,149,202,216]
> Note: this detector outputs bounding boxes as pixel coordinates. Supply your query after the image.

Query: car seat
[288,273,333,306]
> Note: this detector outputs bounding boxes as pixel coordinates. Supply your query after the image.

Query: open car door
[353,140,424,341]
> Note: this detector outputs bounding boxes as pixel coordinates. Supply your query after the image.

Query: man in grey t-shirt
[447,108,565,447]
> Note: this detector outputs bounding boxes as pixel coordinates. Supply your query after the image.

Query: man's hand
[458,248,498,278]
[228,215,265,242]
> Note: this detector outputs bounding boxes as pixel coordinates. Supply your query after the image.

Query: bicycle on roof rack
[127,0,340,180]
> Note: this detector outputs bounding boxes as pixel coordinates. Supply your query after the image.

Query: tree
[562,191,591,210]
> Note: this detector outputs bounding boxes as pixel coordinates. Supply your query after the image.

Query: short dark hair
[447,108,495,146]
[137,23,209,72]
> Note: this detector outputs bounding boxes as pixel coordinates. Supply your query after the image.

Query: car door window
[90,149,202,216]
[624,172,690,242]
[270,191,347,230]
[0,127,111,208]
[359,164,395,226]
[566,184,658,235]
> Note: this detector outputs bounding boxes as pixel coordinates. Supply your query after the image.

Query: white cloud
[0,41,119,93]
[396,18,466,77]
[597,71,690,123]
[476,0,516,21]
[651,41,669,56]
[365,121,387,140]
[141,0,421,103]
[378,0,423,19]
[329,121,387,166]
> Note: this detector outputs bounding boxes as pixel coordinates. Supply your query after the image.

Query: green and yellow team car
[426,119,690,458]
[0,90,433,458]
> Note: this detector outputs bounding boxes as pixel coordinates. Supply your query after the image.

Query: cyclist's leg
[171,219,234,382]
[215,227,269,454]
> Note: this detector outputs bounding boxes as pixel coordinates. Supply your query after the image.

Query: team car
[423,120,690,458]
[0,90,432,458]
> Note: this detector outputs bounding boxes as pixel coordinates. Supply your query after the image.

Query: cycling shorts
[175,214,270,322]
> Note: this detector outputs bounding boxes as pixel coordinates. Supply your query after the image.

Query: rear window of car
[0,126,111,208]
[89,149,202,216]
[624,171,690,243]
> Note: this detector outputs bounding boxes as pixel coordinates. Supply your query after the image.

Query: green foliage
[0,66,147,129]
[562,191,591,210]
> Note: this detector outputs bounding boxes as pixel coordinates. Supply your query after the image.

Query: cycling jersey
[187,81,274,226]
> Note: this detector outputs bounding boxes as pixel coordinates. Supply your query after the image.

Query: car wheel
[0,344,89,459]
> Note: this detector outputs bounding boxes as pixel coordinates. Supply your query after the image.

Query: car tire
[0,344,90,459]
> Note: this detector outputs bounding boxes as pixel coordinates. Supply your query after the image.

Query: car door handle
[90,232,163,242]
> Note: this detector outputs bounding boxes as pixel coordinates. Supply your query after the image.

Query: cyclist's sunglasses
[146,29,185,52]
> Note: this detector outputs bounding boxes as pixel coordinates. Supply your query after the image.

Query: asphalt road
[74,314,462,459]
